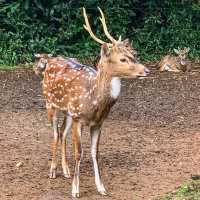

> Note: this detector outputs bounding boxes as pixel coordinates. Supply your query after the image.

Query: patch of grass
[0,63,33,71]
[155,180,200,200]
[0,65,17,71]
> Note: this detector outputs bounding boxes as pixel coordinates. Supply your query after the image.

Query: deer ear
[123,38,130,46]
[100,43,110,58]
[174,49,179,54]
[34,53,42,58]
[118,35,122,42]
[185,47,190,53]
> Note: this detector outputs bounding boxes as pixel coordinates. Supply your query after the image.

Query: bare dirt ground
[1,64,200,200]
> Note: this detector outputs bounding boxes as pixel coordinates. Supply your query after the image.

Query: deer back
[43,59,102,121]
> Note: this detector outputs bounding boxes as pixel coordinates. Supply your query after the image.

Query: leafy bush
[0,0,199,66]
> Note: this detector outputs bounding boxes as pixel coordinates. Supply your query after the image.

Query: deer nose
[144,67,150,75]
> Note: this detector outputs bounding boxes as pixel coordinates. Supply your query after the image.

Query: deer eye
[120,58,127,63]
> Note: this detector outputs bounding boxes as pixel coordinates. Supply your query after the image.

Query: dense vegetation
[0,0,200,66]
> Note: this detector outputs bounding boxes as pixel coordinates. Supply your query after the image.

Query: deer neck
[95,69,121,102]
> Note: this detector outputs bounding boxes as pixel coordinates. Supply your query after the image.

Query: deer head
[83,7,149,78]
[174,47,190,66]
[34,54,71,75]
[34,53,53,75]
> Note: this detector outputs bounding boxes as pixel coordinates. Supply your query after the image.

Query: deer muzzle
[144,67,150,75]
[137,65,150,77]
[180,59,186,65]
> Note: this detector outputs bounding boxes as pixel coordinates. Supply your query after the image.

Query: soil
[1,64,200,200]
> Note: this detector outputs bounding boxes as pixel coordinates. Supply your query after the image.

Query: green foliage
[0,0,199,67]
[133,1,200,61]
[155,180,200,200]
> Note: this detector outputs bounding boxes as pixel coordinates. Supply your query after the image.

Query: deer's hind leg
[49,109,59,179]
[71,120,83,198]
[61,114,72,178]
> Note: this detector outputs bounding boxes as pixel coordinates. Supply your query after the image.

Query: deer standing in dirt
[158,47,190,72]
[40,7,149,198]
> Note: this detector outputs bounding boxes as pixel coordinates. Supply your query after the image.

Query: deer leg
[60,116,66,140]
[90,126,107,195]
[61,115,72,178]
[71,121,83,198]
[49,111,59,179]
[47,107,55,125]
[60,111,67,138]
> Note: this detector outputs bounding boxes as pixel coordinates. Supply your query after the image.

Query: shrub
[0,0,199,66]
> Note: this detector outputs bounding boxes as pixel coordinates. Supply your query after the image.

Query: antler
[98,7,117,44]
[83,7,112,46]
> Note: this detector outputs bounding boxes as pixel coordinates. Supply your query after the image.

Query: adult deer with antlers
[40,7,149,198]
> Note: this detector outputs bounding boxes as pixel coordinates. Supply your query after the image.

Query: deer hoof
[72,192,80,198]
[98,189,108,196]
[63,173,71,179]
[62,167,71,178]
[49,169,57,179]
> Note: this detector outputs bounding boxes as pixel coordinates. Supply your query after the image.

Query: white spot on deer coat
[92,100,97,105]
[110,77,121,99]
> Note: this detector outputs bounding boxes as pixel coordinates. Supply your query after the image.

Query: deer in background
[34,53,74,76]
[158,47,190,72]
[40,7,149,198]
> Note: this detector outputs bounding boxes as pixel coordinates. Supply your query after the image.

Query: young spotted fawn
[159,47,190,72]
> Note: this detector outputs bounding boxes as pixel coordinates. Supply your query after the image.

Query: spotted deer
[41,7,149,198]
[34,53,72,76]
[158,47,190,72]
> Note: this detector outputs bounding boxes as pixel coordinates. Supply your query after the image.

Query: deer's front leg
[49,111,59,179]
[90,126,107,195]
[61,115,72,178]
[71,121,83,198]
